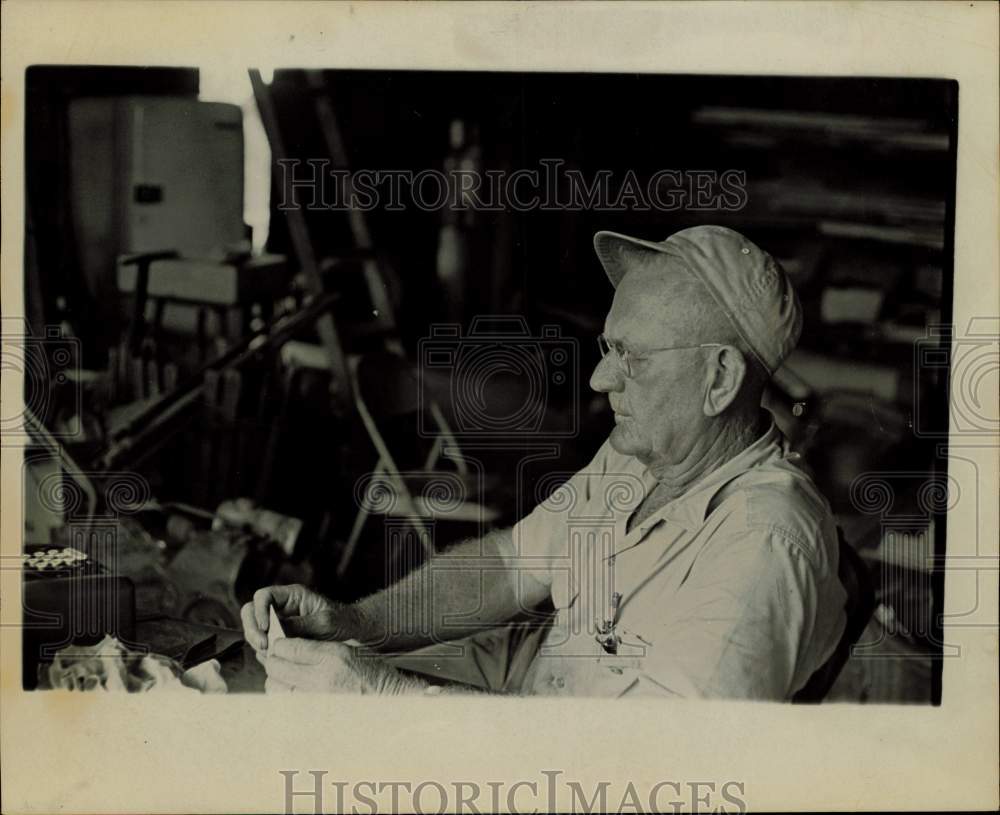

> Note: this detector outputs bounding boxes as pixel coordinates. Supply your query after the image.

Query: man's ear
[702,346,748,416]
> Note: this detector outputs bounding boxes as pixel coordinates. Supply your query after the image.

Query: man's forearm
[365,660,495,696]
[351,527,543,652]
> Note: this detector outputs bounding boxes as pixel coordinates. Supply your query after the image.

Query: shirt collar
[637,419,785,531]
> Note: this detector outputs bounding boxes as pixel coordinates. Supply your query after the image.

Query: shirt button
[609,666,623,675]
[552,676,565,689]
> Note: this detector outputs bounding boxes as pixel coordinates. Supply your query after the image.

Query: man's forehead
[604,258,726,343]
[624,257,687,294]
[606,262,691,323]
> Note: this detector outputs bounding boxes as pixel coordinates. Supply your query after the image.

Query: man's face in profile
[590,261,716,469]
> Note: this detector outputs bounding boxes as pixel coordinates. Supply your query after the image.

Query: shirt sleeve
[620,528,827,700]
[508,441,613,607]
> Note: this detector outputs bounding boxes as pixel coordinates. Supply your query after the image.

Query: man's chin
[608,423,647,459]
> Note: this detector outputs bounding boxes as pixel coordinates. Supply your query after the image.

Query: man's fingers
[252,584,304,630]
[265,651,341,692]
[282,611,339,639]
[265,638,368,693]
[265,676,294,694]
[265,661,329,693]
[252,587,274,631]
[264,654,304,686]
[240,601,266,651]
[271,636,338,665]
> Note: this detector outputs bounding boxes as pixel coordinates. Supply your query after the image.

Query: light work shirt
[508,420,847,699]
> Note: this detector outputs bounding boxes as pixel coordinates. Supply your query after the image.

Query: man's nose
[590,353,624,393]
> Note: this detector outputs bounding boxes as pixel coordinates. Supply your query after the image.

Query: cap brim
[593,230,674,288]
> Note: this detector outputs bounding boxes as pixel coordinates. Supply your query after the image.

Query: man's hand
[240,584,362,654]
[263,638,421,695]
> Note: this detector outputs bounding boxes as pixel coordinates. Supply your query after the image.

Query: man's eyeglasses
[597,334,722,379]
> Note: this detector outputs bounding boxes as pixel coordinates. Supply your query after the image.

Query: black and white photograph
[2,2,997,813]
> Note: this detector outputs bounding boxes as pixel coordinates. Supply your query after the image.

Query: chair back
[792,529,876,702]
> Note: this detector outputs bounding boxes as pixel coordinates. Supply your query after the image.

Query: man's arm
[250,440,605,652]
[260,528,551,696]
[249,527,549,652]
[353,527,550,651]
[616,528,833,700]
[263,637,502,696]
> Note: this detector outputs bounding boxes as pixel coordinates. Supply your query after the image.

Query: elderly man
[242,225,847,699]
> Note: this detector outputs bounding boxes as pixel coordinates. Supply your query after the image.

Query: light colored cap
[593,224,802,374]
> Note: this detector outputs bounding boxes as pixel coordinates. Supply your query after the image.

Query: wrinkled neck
[644,411,764,501]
